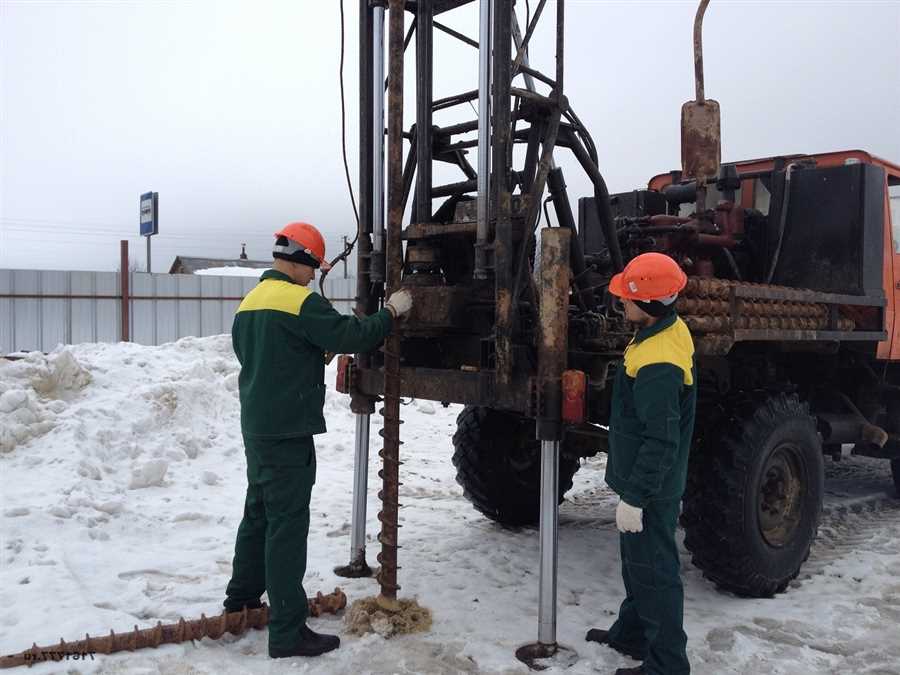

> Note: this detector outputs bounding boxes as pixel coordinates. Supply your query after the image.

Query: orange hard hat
[273,222,326,268]
[608,252,687,301]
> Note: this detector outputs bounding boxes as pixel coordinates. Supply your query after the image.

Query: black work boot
[614,666,644,675]
[269,625,340,658]
[585,628,611,644]
[585,629,645,661]
[223,597,263,613]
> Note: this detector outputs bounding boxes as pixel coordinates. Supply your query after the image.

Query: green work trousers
[606,498,690,675]
[224,436,316,651]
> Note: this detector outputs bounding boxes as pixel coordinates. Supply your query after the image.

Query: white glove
[615,498,643,534]
[385,290,413,319]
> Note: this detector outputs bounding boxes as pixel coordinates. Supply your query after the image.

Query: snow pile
[0,348,91,453]
[194,266,266,277]
[129,459,169,489]
[0,336,243,529]
[1,336,899,674]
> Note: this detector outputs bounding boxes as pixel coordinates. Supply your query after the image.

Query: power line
[0,219,351,248]
[0,221,279,242]
[318,0,361,296]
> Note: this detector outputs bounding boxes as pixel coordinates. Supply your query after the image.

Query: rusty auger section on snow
[375,0,407,611]
[0,590,347,669]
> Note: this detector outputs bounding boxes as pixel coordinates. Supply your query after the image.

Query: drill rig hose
[547,166,593,309]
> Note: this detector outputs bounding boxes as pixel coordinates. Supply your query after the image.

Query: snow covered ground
[1,337,899,675]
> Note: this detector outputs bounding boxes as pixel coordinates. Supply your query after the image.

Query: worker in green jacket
[222,221,412,659]
[586,252,696,675]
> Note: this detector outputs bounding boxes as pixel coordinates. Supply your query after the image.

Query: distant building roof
[168,256,270,274]
[195,266,267,278]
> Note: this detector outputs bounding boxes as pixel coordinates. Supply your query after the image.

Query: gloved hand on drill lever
[385,290,413,319]
[615,497,643,533]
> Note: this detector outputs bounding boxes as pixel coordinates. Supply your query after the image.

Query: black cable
[338,0,359,230]
[720,247,743,281]
[766,166,793,284]
[542,195,553,229]
[564,106,598,164]
[321,0,361,296]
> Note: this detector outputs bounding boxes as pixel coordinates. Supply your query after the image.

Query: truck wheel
[452,406,580,527]
[883,395,900,497]
[681,393,824,597]
[680,399,726,557]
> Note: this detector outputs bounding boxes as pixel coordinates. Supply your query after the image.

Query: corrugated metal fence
[0,269,357,354]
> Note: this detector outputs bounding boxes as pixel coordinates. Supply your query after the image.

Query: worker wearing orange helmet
[586,252,695,675]
[222,222,412,659]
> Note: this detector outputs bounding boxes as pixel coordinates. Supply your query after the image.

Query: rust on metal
[731,283,885,308]
[1,591,347,669]
[684,277,729,299]
[400,286,468,331]
[492,0,514,389]
[682,315,730,333]
[681,100,721,182]
[692,0,711,103]
[119,240,130,342]
[539,228,571,378]
[732,328,881,343]
[677,276,873,352]
[694,334,734,356]
[682,313,852,334]
[682,278,883,308]
[308,589,349,617]
[376,0,406,611]
[684,313,856,334]
[536,228,571,439]
[681,0,720,182]
[495,287,513,387]
[454,193,532,224]
[353,366,530,411]
[404,245,440,265]
[676,298,729,316]
[403,222,478,239]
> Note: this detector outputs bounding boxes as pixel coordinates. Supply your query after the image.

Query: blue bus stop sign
[140,192,158,236]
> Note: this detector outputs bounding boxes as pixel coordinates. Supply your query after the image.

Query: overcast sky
[1,0,898,273]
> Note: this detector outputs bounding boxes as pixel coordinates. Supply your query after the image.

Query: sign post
[140,192,159,272]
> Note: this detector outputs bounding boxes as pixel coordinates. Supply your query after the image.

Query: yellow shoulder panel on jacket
[237,279,313,316]
[624,317,695,386]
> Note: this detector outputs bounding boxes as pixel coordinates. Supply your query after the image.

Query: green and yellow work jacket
[605,311,697,508]
[232,269,393,440]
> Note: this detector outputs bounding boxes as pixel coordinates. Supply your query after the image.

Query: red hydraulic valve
[335,355,354,394]
[561,370,587,423]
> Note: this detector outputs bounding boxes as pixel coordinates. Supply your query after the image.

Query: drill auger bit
[1,589,347,669]
[377,0,406,614]
[377,337,404,609]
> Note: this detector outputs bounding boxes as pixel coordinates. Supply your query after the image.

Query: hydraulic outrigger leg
[335,412,374,577]
[516,229,577,670]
